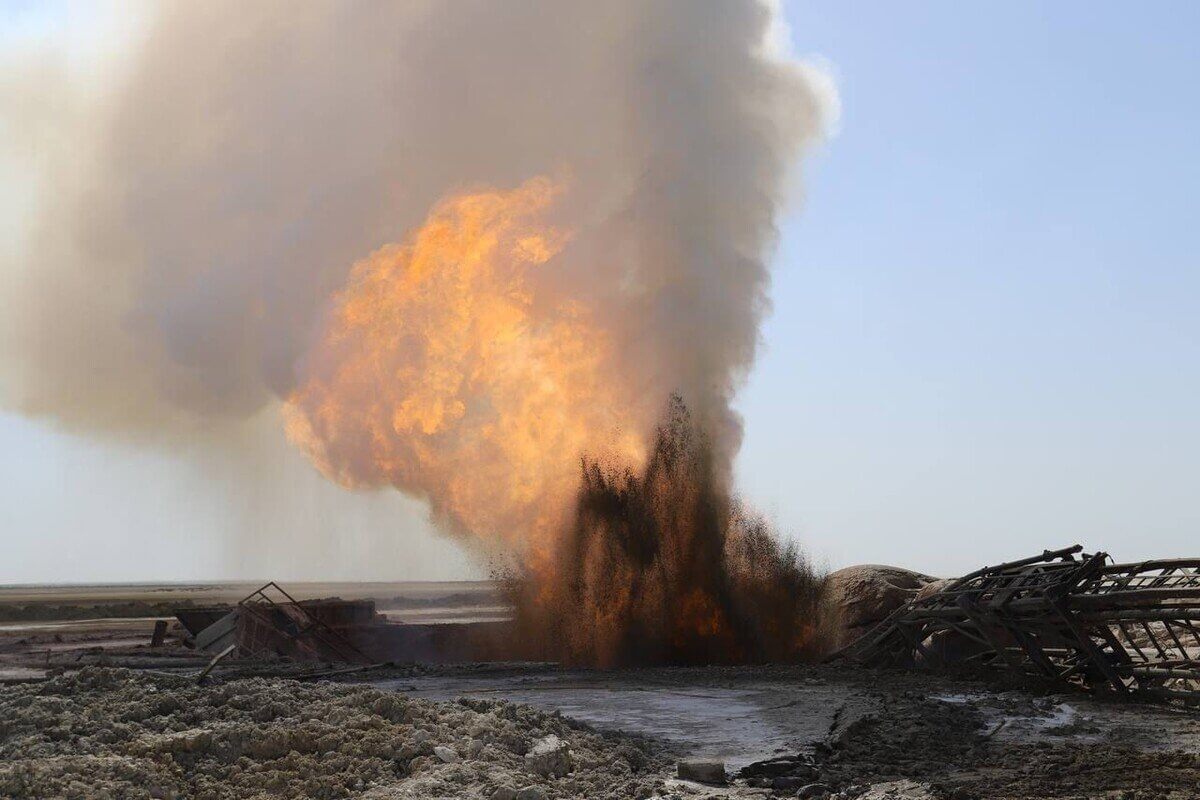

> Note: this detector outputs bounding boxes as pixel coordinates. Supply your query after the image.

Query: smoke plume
[2,2,836,618]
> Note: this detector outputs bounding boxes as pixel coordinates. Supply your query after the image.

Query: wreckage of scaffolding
[835,545,1200,704]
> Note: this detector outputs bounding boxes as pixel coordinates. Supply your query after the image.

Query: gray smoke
[1,2,835,551]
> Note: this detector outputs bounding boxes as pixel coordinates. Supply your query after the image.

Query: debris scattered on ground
[5,570,1200,799]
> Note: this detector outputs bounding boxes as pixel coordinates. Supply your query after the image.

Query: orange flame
[285,177,827,666]
[284,177,642,565]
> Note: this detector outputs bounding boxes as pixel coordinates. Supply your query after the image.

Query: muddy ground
[2,600,1200,799]
[3,659,1200,799]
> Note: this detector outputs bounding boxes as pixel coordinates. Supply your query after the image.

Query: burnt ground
[3,617,1200,798]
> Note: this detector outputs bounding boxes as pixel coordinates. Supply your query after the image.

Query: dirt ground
[375,664,1200,799]
[4,660,1200,799]
[2,598,1200,799]
[0,666,671,800]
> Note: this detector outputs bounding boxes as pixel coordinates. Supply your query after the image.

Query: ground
[3,662,1200,799]
[2,587,1200,799]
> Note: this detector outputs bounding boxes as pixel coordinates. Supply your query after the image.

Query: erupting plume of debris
[511,397,825,667]
[282,174,826,663]
[1,1,838,662]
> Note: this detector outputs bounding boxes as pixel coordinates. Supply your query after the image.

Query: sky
[1,2,1197,583]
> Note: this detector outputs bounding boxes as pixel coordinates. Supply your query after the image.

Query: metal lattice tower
[834,546,1200,704]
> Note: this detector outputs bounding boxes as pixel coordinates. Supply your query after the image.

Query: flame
[286,176,827,667]
[284,176,642,564]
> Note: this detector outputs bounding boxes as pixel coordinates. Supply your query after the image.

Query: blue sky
[1,2,1197,582]
[736,1,1200,573]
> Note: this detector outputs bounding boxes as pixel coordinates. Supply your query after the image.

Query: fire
[284,176,642,564]
[286,176,826,667]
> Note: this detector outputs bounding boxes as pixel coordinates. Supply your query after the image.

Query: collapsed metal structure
[836,545,1200,704]
[235,582,373,664]
[179,582,375,664]
[177,582,514,667]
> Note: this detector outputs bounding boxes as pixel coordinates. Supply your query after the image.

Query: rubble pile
[0,668,667,800]
[835,546,1200,702]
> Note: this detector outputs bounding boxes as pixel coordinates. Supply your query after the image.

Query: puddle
[376,672,853,769]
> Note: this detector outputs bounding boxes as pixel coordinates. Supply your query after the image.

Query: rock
[490,788,517,800]
[433,745,460,763]
[772,775,810,791]
[468,739,486,758]
[797,783,832,799]
[525,735,572,777]
[676,759,726,785]
[822,564,939,649]
[852,780,937,799]
[515,787,546,800]
[740,755,814,780]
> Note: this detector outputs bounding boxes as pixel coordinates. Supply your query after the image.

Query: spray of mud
[510,396,825,667]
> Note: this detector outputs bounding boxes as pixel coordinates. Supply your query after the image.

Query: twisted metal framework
[836,546,1200,704]
[237,582,372,664]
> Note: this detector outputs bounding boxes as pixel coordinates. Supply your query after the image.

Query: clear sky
[1,2,1197,583]
[738,1,1200,575]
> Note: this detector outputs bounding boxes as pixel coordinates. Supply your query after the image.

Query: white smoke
[1,1,836,560]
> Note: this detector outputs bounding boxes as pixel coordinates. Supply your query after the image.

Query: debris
[193,609,239,654]
[525,734,572,777]
[195,643,236,683]
[834,545,1200,703]
[176,581,516,665]
[236,583,372,663]
[150,620,168,647]
[181,583,374,664]
[174,607,232,638]
[293,662,390,681]
[676,759,725,785]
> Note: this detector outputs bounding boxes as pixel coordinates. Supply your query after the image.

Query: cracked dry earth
[3,666,1200,799]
